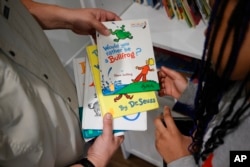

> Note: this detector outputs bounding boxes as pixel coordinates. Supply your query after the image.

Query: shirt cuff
[168,155,197,167]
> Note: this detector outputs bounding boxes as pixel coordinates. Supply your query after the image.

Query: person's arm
[70,113,124,167]
[154,106,194,165]
[21,0,121,36]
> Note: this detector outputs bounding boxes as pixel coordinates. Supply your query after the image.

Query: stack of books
[73,19,160,141]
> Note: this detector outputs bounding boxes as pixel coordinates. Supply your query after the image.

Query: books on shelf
[86,45,159,119]
[96,19,160,95]
[133,0,211,27]
[162,0,175,19]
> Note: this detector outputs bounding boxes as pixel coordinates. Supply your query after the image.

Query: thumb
[102,113,113,137]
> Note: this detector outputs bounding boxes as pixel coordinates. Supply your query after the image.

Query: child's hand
[158,66,188,99]
[154,106,192,163]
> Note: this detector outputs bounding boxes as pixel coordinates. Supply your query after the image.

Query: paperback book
[73,57,125,140]
[83,55,148,131]
[86,45,159,118]
[96,19,160,96]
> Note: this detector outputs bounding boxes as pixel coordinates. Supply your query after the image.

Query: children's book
[73,57,125,139]
[96,19,160,96]
[73,57,97,140]
[73,57,86,107]
[86,45,159,118]
[82,56,102,126]
[83,54,148,130]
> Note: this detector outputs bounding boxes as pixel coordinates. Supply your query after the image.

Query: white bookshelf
[121,2,206,60]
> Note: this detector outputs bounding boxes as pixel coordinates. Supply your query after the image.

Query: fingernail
[106,113,112,120]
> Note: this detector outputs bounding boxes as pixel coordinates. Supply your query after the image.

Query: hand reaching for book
[158,66,188,99]
[86,113,124,167]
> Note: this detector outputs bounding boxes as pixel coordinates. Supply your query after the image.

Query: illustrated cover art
[96,19,160,96]
[82,53,148,131]
[86,45,159,119]
[82,57,102,126]
[73,57,100,140]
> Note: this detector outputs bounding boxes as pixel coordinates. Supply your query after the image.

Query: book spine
[162,0,175,19]
[181,0,195,27]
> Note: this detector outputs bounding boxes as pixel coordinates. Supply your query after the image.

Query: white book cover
[83,56,147,131]
[96,19,160,96]
[83,56,102,129]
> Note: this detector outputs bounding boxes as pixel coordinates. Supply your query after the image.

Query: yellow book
[86,45,159,118]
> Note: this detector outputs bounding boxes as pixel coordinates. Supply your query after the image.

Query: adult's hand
[86,113,124,167]
[21,0,121,37]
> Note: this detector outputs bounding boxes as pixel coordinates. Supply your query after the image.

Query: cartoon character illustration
[114,94,134,102]
[88,82,101,116]
[88,97,101,116]
[132,58,155,82]
[109,82,115,92]
[109,25,133,42]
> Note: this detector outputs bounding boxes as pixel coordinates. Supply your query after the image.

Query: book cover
[73,57,86,107]
[83,52,149,130]
[86,45,159,119]
[82,57,102,126]
[96,19,160,96]
[73,57,102,140]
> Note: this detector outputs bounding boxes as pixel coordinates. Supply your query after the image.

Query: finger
[102,113,113,137]
[154,115,167,134]
[158,70,167,79]
[162,106,178,131]
[158,90,165,97]
[92,21,110,36]
[161,66,180,80]
[164,77,173,94]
